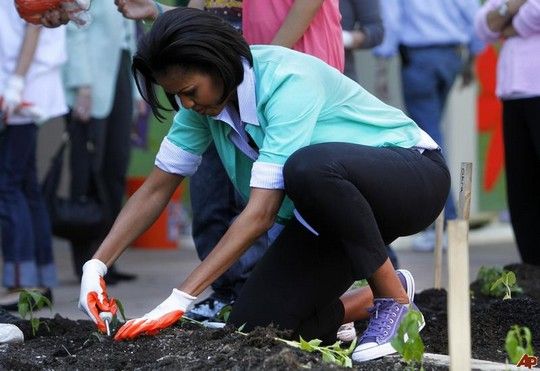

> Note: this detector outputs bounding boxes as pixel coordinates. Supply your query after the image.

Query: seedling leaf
[505,325,535,364]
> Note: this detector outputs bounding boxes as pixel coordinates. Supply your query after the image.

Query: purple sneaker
[336,269,415,343]
[352,299,425,362]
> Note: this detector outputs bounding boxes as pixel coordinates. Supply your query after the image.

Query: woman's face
[155,66,230,116]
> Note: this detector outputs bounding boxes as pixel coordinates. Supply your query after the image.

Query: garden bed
[1,263,538,370]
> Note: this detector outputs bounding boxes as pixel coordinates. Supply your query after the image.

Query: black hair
[132,7,253,120]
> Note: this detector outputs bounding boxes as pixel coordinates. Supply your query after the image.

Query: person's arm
[344,0,384,49]
[179,188,284,295]
[94,167,184,265]
[1,24,41,119]
[79,166,183,333]
[113,187,284,340]
[485,0,526,32]
[14,25,41,77]
[271,0,325,48]
[116,0,203,21]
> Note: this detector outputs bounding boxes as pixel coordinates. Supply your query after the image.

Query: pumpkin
[15,0,63,24]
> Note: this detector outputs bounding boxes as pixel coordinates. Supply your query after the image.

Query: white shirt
[0,4,67,124]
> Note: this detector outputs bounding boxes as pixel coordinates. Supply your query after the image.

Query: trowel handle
[99,312,113,322]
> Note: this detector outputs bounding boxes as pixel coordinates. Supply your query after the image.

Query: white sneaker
[337,322,356,342]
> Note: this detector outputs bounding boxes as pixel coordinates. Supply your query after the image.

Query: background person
[0,3,66,309]
[340,0,384,82]
[475,0,540,266]
[373,0,484,251]
[78,9,449,363]
[62,1,142,284]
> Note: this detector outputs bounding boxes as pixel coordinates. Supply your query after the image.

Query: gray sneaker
[185,296,233,322]
[336,269,415,343]
[352,300,425,362]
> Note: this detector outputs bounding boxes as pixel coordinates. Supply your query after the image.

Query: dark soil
[1,263,539,370]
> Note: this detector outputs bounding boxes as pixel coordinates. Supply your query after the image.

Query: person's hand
[0,75,25,120]
[502,24,519,38]
[114,289,196,341]
[78,259,118,334]
[40,9,70,28]
[342,30,366,49]
[73,86,92,122]
[115,0,159,21]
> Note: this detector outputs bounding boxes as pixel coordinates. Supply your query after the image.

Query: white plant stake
[448,162,472,371]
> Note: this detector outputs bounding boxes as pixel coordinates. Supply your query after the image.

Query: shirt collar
[212,58,259,126]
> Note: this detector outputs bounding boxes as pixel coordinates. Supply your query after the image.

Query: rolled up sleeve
[513,0,540,37]
[155,110,211,176]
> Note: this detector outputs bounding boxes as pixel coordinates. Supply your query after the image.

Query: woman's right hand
[78,259,118,333]
[40,9,70,28]
[114,0,159,21]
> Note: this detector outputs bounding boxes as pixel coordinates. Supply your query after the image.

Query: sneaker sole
[352,313,425,363]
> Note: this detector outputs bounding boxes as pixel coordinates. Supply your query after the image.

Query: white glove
[1,75,25,119]
[78,259,118,333]
[114,289,196,341]
[342,30,355,48]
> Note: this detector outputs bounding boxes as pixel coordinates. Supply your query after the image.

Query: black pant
[229,143,450,343]
[503,97,540,266]
[68,51,133,277]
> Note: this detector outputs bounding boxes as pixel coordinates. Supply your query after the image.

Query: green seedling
[17,289,53,336]
[476,266,522,299]
[114,298,127,322]
[279,337,357,368]
[490,271,522,300]
[505,325,534,364]
[183,315,355,368]
[391,310,425,371]
[216,304,233,323]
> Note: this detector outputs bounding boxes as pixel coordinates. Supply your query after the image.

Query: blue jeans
[190,144,270,300]
[401,45,463,220]
[0,125,57,288]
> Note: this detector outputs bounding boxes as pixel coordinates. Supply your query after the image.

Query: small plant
[391,310,425,371]
[17,289,53,335]
[490,270,522,300]
[216,304,233,323]
[505,325,535,364]
[280,337,357,367]
[183,313,355,367]
[476,266,523,299]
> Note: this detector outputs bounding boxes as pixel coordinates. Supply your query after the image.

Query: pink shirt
[475,0,540,99]
[242,0,344,72]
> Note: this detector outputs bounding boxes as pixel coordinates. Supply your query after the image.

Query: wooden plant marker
[433,209,445,289]
[448,162,472,371]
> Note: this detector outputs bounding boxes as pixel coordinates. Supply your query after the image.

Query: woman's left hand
[114,289,196,341]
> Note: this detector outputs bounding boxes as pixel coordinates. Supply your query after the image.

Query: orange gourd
[14,0,75,24]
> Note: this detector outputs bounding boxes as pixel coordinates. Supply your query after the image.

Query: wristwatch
[498,0,510,16]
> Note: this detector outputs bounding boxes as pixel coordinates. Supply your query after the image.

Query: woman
[475,0,540,267]
[79,8,449,362]
[0,3,66,309]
